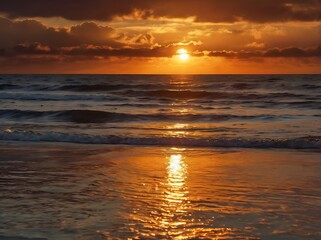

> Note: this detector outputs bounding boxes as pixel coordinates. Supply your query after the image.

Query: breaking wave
[0,109,289,123]
[1,130,320,149]
[121,90,304,100]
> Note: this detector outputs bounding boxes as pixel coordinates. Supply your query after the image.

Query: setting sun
[177,49,189,61]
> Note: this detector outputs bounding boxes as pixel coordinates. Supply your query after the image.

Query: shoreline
[1,142,320,239]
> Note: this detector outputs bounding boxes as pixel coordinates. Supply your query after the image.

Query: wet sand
[0,142,320,239]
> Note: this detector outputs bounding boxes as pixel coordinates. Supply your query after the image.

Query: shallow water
[0,74,320,149]
[0,143,320,239]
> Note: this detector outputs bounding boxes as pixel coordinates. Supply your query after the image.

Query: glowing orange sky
[0,0,320,73]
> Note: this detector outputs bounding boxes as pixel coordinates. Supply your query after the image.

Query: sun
[177,48,189,61]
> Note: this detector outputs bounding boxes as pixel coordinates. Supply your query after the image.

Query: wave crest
[0,109,285,123]
[1,130,320,149]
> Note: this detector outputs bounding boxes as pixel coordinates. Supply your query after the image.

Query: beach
[0,142,320,239]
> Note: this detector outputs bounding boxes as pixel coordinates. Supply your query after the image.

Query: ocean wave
[121,90,304,100]
[2,82,320,94]
[0,84,20,90]
[300,84,321,90]
[58,83,167,92]
[0,84,305,101]
[0,83,58,91]
[0,93,125,101]
[0,91,313,103]
[1,130,320,149]
[0,109,287,123]
[0,83,168,92]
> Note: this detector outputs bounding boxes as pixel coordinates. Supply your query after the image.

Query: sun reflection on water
[157,151,190,238]
[113,147,248,239]
[166,153,188,205]
[166,123,189,137]
[169,75,195,87]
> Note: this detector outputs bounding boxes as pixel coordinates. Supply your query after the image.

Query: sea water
[0,74,321,239]
[0,74,320,149]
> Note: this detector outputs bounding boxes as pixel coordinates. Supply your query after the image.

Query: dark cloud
[0,48,5,56]
[0,0,148,21]
[264,47,309,57]
[0,17,151,50]
[4,42,321,60]
[0,0,320,23]
[13,42,56,55]
[63,45,174,58]
[0,17,72,48]
[208,47,321,58]
[69,22,116,45]
[208,50,261,58]
[152,0,321,23]
[4,43,182,58]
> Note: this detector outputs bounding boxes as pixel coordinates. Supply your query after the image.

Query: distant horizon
[1,73,321,75]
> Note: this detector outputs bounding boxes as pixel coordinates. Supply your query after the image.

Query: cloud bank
[0,0,320,23]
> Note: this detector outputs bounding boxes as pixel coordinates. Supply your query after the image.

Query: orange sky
[0,0,320,73]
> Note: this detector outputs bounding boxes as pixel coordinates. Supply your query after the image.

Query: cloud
[0,17,72,48]
[264,47,309,57]
[0,17,156,51]
[4,42,195,59]
[0,17,320,62]
[60,45,174,58]
[208,50,261,58]
[0,17,203,58]
[245,42,266,48]
[13,42,55,55]
[4,41,321,61]
[69,22,116,45]
[0,48,5,56]
[116,32,155,47]
[0,0,147,21]
[208,47,321,58]
[0,0,320,23]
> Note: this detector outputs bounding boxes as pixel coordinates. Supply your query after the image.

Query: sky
[0,0,320,74]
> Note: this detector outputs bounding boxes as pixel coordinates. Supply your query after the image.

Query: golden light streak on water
[166,123,189,137]
[157,152,190,238]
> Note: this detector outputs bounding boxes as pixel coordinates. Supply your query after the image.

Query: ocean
[0,74,320,148]
[0,75,321,239]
